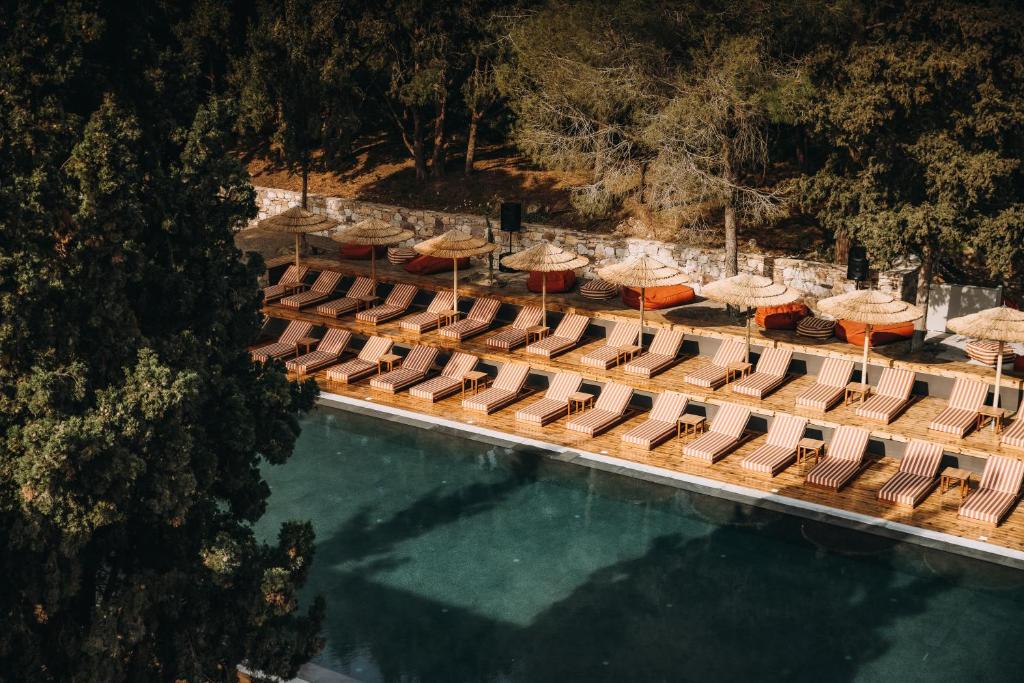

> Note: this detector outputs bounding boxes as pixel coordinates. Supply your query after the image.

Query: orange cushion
[621,284,696,310]
[1015,355,1024,373]
[527,270,577,293]
[403,254,471,275]
[755,303,810,330]
[339,244,387,259]
[835,320,914,347]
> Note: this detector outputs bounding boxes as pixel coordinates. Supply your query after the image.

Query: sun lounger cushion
[1002,419,1024,451]
[960,456,1024,524]
[439,298,501,340]
[486,307,544,351]
[528,269,576,293]
[463,363,531,413]
[399,291,456,333]
[409,352,478,401]
[371,346,439,393]
[579,279,619,300]
[741,414,808,476]
[683,403,750,462]
[515,372,583,425]
[836,320,914,347]
[755,303,810,330]
[324,336,393,383]
[251,321,313,362]
[285,328,352,374]
[684,339,746,389]
[525,314,589,358]
[855,368,915,423]
[796,316,836,340]
[580,323,641,370]
[622,284,696,310]
[928,378,989,438]
[280,270,343,308]
[566,382,633,436]
[624,329,685,378]
[356,284,418,324]
[806,426,870,490]
[795,358,854,412]
[731,348,792,399]
[263,265,308,302]
[621,391,689,449]
[314,277,376,317]
[877,440,943,506]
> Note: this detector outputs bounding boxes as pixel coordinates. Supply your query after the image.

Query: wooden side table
[677,414,706,439]
[377,353,402,375]
[845,382,871,405]
[939,466,973,500]
[977,406,1009,433]
[356,295,380,312]
[526,326,550,345]
[294,336,318,356]
[726,361,752,383]
[796,438,825,465]
[567,391,594,416]
[436,309,460,332]
[616,344,642,367]
[462,370,491,398]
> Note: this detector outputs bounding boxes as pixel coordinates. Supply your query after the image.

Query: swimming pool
[256,407,1024,682]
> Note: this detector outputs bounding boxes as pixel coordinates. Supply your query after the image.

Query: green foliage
[0,2,320,681]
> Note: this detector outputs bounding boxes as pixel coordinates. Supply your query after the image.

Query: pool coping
[316,392,1024,571]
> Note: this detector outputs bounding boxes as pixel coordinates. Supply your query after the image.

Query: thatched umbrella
[947,306,1024,411]
[596,256,689,349]
[414,229,496,312]
[701,274,803,363]
[501,243,590,327]
[816,289,924,396]
[332,218,413,288]
[257,206,339,269]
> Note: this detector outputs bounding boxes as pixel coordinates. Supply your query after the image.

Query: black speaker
[500,202,522,232]
[847,244,870,281]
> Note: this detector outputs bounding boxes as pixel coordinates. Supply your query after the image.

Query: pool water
[255,408,1024,682]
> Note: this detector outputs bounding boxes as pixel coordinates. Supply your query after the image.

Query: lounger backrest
[593,382,633,414]
[980,456,1024,494]
[426,290,456,313]
[711,339,746,367]
[345,276,374,299]
[606,322,640,348]
[755,348,792,378]
[493,363,531,392]
[403,346,440,372]
[829,426,870,462]
[318,328,351,356]
[649,391,689,423]
[441,352,479,379]
[817,357,855,388]
[545,372,583,402]
[552,314,589,341]
[356,336,393,361]
[278,321,313,345]
[311,270,343,294]
[279,264,306,284]
[765,414,808,449]
[649,329,685,357]
[467,298,501,323]
[876,368,915,400]
[385,283,418,308]
[899,440,944,478]
[947,377,988,411]
[709,403,750,439]
[511,306,544,330]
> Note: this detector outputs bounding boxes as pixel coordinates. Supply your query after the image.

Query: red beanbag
[339,244,387,259]
[403,254,471,275]
[755,303,810,330]
[527,270,577,293]
[835,320,914,347]
[622,284,696,310]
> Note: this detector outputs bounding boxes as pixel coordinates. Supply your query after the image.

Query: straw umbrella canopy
[257,206,339,269]
[332,218,414,287]
[947,306,1024,411]
[701,274,803,362]
[501,243,590,326]
[414,229,496,313]
[596,256,689,349]
[816,289,924,396]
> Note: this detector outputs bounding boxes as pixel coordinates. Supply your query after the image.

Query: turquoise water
[256,407,1024,683]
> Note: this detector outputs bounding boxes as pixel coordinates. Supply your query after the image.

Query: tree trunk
[834,232,850,266]
[912,242,933,351]
[464,109,480,175]
[412,109,426,182]
[593,127,605,183]
[722,138,738,277]
[300,155,309,209]
[430,84,447,179]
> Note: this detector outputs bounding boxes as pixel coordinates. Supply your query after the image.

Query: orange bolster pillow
[527,270,577,293]
[755,303,810,330]
[621,284,696,310]
[403,254,471,275]
[835,320,914,348]
[339,244,387,259]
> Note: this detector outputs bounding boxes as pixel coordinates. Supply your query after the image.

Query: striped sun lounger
[250,320,313,362]
[624,329,685,378]
[356,284,418,325]
[323,336,394,384]
[314,277,375,318]
[1002,417,1024,451]
[280,270,343,309]
[683,403,751,463]
[855,368,916,424]
[741,414,809,476]
[795,357,855,413]
[463,363,532,414]
[399,290,456,334]
[621,391,689,449]
[731,348,792,399]
[439,298,501,341]
[285,328,352,375]
[525,314,590,359]
[515,372,584,425]
[370,346,440,393]
[806,425,870,490]
[579,322,641,370]
[927,377,989,438]
[959,455,1024,525]
[263,264,308,303]
[485,306,544,351]
[566,382,634,436]
[877,440,944,507]
[684,339,747,389]
[409,352,479,402]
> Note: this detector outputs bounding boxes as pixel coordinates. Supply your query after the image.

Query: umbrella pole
[370,249,377,293]
[993,341,1003,415]
[542,275,547,328]
[745,306,752,363]
[453,258,459,315]
[640,288,645,351]
[294,233,300,269]
[861,324,871,401]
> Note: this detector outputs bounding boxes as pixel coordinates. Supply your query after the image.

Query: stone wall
[249,186,918,301]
